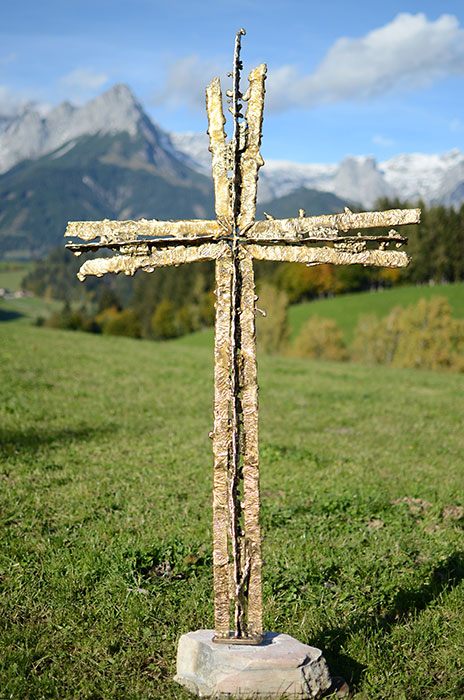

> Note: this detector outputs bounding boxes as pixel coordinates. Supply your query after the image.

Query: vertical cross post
[65,29,420,649]
[209,29,265,643]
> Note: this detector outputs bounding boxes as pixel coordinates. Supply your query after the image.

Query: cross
[65,30,420,645]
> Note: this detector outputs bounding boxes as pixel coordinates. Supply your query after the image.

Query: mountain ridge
[169,131,464,209]
[0,83,463,260]
[2,84,464,209]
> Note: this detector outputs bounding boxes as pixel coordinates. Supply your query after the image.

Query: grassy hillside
[1,321,463,699]
[175,282,464,351]
[0,262,65,323]
[0,262,34,292]
[289,281,464,343]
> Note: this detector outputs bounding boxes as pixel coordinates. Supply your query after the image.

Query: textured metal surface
[245,244,410,268]
[249,208,421,240]
[238,252,262,638]
[212,254,234,637]
[206,79,231,225]
[238,64,266,231]
[66,218,222,244]
[65,30,420,645]
[75,242,229,281]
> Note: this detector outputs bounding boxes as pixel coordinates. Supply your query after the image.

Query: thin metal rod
[229,28,246,636]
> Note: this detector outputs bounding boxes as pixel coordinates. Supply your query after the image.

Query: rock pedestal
[174,630,336,698]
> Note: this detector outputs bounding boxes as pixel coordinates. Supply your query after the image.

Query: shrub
[274,263,341,303]
[291,315,348,361]
[352,297,464,372]
[44,303,100,333]
[101,309,141,338]
[151,299,178,339]
[175,304,201,336]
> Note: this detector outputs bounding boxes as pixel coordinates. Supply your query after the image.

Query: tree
[151,299,178,339]
[255,282,289,355]
[291,315,348,361]
[352,297,464,372]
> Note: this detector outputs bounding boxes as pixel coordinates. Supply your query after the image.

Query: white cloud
[153,55,226,111]
[152,13,464,116]
[265,13,464,112]
[372,135,394,147]
[61,67,108,91]
[0,85,21,114]
[0,85,50,116]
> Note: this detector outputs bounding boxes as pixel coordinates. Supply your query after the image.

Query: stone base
[174,629,337,698]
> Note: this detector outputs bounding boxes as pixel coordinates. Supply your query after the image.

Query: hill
[172,281,464,352]
[288,281,464,343]
[255,186,350,219]
[1,321,463,699]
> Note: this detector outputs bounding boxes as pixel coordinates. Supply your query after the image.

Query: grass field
[288,281,464,343]
[0,262,63,324]
[0,262,34,293]
[1,316,464,699]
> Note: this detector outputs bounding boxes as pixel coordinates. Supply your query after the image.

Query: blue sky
[1,0,464,164]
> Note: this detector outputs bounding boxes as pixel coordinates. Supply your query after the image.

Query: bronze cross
[66,30,420,645]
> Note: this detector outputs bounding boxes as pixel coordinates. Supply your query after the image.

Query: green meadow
[1,307,464,699]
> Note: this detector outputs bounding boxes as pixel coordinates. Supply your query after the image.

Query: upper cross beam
[65,207,420,250]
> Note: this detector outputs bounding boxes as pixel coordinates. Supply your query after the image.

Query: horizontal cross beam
[245,244,410,268]
[65,207,420,248]
[249,207,421,239]
[74,242,229,281]
[73,241,410,282]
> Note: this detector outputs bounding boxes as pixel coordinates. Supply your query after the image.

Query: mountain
[1,82,463,260]
[0,84,190,176]
[0,86,215,259]
[170,132,464,209]
[255,187,351,219]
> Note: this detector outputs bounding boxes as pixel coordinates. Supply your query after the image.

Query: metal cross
[65,30,420,645]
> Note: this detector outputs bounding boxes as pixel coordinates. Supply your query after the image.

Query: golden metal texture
[238,252,263,637]
[245,244,410,268]
[65,30,420,644]
[249,207,421,241]
[238,64,266,231]
[206,78,231,224]
[75,242,229,281]
[212,254,234,637]
[66,218,222,244]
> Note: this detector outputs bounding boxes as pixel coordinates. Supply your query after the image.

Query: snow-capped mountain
[381,150,464,208]
[170,131,464,209]
[0,85,215,259]
[1,83,463,210]
[0,84,188,176]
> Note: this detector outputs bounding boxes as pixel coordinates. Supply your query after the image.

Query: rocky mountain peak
[78,83,144,137]
[0,83,172,174]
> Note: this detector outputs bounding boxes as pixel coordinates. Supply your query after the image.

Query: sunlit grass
[1,322,463,699]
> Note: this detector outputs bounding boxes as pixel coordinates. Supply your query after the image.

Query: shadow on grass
[0,425,116,459]
[312,552,464,692]
[0,308,24,321]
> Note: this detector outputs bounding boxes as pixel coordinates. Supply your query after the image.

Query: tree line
[24,198,464,341]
